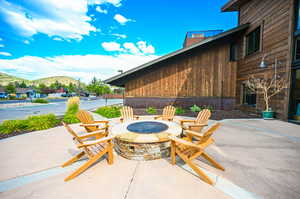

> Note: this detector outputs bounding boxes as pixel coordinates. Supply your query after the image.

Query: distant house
[47,88,66,98]
[16,88,40,98]
[0,87,8,99]
[105,0,297,120]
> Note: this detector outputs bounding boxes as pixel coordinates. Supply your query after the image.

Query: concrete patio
[0,117,299,199]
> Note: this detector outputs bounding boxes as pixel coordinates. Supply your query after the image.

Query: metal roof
[105,24,249,86]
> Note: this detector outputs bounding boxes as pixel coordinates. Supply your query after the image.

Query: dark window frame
[245,26,261,56]
[242,84,257,106]
[229,43,238,61]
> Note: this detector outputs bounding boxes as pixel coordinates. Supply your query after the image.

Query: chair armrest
[80,123,108,127]
[185,130,203,138]
[169,136,203,150]
[180,120,195,125]
[154,115,162,119]
[78,130,106,139]
[134,115,139,120]
[93,120,109,124]
[120,117,124,122]
[77,136,115,148]
[187,123,207,128]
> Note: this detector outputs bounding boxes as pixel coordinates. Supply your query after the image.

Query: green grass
[95,105,121,118]
[32,98,49,104]
[146,107,157,114]
[0,114,60,134]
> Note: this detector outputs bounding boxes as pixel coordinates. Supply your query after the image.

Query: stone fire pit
[110,119,182,160]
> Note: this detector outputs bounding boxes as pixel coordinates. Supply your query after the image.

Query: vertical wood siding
[125,43,237,98]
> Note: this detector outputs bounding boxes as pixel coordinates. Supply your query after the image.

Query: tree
[67,83,76,93]
[50,80,62,90]
[19,81,27,88]
[86,77,112,96]
[246,73,288,111]
[5,83,16,94]
[36,83,47,94]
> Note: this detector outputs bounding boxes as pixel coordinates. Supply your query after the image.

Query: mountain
[0,72,80,86]
[0,72,31,86]
[33,76,80,86]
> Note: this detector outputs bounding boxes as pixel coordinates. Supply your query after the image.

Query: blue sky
[0,0,237,83]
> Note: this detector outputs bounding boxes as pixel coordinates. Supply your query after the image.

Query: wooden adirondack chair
[76,110,109,136]
[62,122,114,181]
[154,105,176,121]
[170,123,224,185]
[120,106,139,123]
[180,109,211,132]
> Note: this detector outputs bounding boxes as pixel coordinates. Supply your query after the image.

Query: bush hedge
[63,97,80,124]
[32,98,49,104]
[146,107,157,114]
[95,105,121,118]
[0,114,60,134]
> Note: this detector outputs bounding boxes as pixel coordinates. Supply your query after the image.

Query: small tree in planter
[246,73,288,119]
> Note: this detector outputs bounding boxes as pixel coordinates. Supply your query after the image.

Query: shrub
[63,97,80,124]
[190,104,202,113]
[0,119,28,134]
[203,105,214,112]
[95,106,121,118]
[0,114,59,134]
[32,98,49,104]
[175,107,185,115]
[27,114,59,131]
[146,107,157,114]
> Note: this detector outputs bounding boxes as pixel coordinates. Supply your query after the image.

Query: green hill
[33,76,79,86]
[0,72,80,86]
[0,72,30,86]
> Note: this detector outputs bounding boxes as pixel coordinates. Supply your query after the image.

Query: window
[296,0,300,30]
[242,84,256,106]
[229,43,238,61]
[294,37,300,61]
[246,27,261,55]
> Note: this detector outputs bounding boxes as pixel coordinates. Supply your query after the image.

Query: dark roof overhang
[104,23,249,87]
[221,0,249,12]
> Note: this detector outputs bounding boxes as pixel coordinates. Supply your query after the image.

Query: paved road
[0,99,123,122]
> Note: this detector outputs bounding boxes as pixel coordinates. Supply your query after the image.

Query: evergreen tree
[5,83,16,94]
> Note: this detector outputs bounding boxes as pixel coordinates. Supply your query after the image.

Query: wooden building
[106,0,300,121]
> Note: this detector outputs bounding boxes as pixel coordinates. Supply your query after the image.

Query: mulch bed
[0,123,63,140]
[0,109,260,140]
[134,109,260,120]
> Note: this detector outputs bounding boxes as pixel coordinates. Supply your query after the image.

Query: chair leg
[64,150,107,182]
[177,150,214,185]
[62,151,85,167]
[171,141,176,165]
[201,152,225,171]
[107,142,114,165]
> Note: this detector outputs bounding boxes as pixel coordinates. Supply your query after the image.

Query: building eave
[221,0,249,12]
[105,23,249,87]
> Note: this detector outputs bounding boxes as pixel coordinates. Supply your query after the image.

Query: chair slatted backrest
[121,106,134,120]
[195,109,211,124]
[162,105,176,118]
[198,123,221,144]
[76,110,94,124]
[62,122,94,157]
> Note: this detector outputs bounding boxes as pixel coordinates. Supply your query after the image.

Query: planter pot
[262,111,274,119]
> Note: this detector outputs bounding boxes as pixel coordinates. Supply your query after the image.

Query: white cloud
[24,40,30,44]
[53,37,63,41]
[0,52,12,56]
[0,53,159,83]
[137,41,155,54]
[123,42,140,54]
[0,38,2,41]
[102,41,156,55]
[0,0,99,40]
[101,42,124,52]
[0,44,4,48]
[112,33,127,39]
[114,14,134,25]
[96,6,108,14]
[88,0,122,7]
